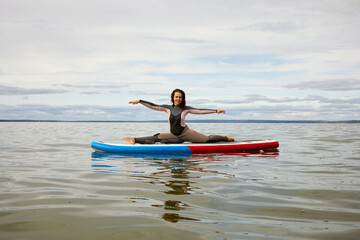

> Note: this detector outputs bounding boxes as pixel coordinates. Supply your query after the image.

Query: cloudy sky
[1,0,359,121]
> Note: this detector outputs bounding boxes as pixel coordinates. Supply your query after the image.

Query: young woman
[122,89,235,144]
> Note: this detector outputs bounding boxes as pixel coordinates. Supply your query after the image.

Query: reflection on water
[162,164,193,222]
[165,169,191,195]
[91,151,280,224]
[162,212,200,223]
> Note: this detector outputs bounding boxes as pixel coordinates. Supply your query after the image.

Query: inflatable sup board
[91,140,279,154]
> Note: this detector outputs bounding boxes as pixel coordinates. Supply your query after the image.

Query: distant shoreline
[1,119,359,123]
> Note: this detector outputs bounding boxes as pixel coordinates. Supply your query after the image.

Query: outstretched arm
[129,99,170,112]
[186,107,226,114]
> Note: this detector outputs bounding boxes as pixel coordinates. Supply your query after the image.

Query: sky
[1,0,359,121]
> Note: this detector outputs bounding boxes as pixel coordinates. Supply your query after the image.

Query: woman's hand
[217,110,226,114]
[129,100,141,104]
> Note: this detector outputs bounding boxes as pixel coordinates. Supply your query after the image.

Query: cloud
[0,104,136,121]
[109,90,122,94]
[215,94,360,106]
[150,37,209,44]
[128,91,169,96]
[226,103,360,120]
[216,94,302,104]
[305,95,360,105]
[284,79,360,91]
[244,94,299,103]
[193,54,288,66]
[233,21,304,33]
[56,84,128,89]
[80,91,101,95]
[0,84,69,95]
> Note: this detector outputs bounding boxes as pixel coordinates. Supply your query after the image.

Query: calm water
[0,122,359,240]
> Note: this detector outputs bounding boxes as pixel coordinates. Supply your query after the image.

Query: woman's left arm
[186,107,226,114]
[180,107,225,127]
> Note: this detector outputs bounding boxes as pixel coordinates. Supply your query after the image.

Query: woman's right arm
[129,99,170,112]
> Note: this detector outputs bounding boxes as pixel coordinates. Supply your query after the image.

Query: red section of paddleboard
[188,140,279,153]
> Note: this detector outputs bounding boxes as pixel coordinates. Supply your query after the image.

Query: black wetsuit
[135,100,228,144]
[140,100,217,135]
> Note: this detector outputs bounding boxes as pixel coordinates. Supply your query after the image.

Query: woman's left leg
[181,128,209,143]
[207,135,229,143]
[179,126,233,143]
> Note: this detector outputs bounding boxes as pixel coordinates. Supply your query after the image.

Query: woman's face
[173,92,183,107]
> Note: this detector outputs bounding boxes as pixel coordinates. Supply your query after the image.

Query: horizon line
[1,119,359,123]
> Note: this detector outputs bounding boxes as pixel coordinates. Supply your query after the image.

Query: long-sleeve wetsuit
[134,100,229,144]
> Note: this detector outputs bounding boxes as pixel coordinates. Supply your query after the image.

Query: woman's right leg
[123,132,182,144]
[179,128,209,143]
[157,133,184,144]
[134,133,160,144]
[122,133,159,144]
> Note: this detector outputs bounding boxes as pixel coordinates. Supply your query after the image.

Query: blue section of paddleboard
[91,141,193,155]
[91,152,192,160]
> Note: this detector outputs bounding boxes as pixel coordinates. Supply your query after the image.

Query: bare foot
[122,137,135,145]
[226,136,235,142]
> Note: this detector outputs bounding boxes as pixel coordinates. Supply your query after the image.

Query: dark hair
[171,88,186,110]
